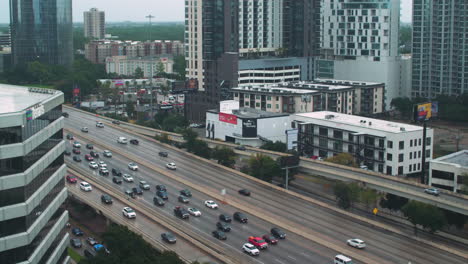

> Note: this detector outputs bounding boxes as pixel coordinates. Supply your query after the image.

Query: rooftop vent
[325,114,335,120]
[400,127,406,131]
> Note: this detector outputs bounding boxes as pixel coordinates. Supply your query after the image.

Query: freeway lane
[65,109,468,264]
[65,138,335,264]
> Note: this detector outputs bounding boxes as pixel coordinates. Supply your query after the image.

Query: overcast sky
[0,0,412,23]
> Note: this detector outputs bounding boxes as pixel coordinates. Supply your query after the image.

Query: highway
[64,108,468,264]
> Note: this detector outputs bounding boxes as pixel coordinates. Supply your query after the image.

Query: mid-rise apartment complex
[84,8,106,39]
[0,85,69,264]
[412,0,468,98]
[292,111,433,176]
[106,56,174,78]
[429,150,468,193]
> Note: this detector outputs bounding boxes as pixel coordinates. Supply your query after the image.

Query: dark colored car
[161,232,176,244]
[235,145,246,151]
[212,230,227,240]
[112,177,122,184]
[66,134,74,140]
[216,222,231,232]
[238,189,251,196]
[70,238,82,248]
[157,190,168,200]
[174,206,189,219]
[86,144,94,150]
[72,227,84,236]
[153,196,165,206]
[219,214,232,222]
[158,151,168,157]
[90,151,100,158]
[73,156,82,162]
[156,185,167,191]
[72,149,81,154]
[66,174,77,183]
[178,195,190,203]
[62,112,69,118]
[130,139,139,145]
[271,227,286,239]
[112,168,122,176]
[180,189,192,197]
[125,189,136,198]
[262,234,278,245]
[64,150,71,156]
[101,194,113,204]
[233,212,248,223]
[132,187,143,195]
[112,120,120,125]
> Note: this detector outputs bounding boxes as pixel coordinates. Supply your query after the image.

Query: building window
[319,127,328,136]
[379,139,384,148]
[349,134,354,142]
[387,153,392,161]
[319,138,328,148]
[418,151,421,158]
[409,165,412,172]
[398,166,403,175]
[426,149,431,158]
[275,104,279,109]
[255,102,260,107]
[419,138,421,146]
[399,141,404,150]
[386,166,392,175]
[410,140,413,147]
[398,153,404,162]
[387,140,393,149]
[333,130,343,139]
[410,152,412,159]
[426,137,431,146]
[378,164,383,173]
[348,145,354,153]
[267,104,271,108]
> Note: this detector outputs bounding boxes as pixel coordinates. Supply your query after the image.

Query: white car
[81,127,89,132]
[188,207,201,217]
[242,243,260,256]
[103,150,112,157]
[73,142,81,148]
[117,137,128,144]
[204,200,218,209]
[166,162,177,170]
[347,238,366,249]
[98,161,107,168]
[80,182,92,191]
[123,174,134,182]
[89,161,98,169]
[96,122,104,128]
[122,207,136,219]
[128,162,138,171]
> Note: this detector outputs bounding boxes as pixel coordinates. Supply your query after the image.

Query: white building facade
[429,150,468,193]
[106,56,174,78]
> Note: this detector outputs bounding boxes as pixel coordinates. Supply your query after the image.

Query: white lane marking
[301,252,310,257]
[287,255,297,261]
[275,259,286,264]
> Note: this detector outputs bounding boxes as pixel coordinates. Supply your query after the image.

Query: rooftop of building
[0,84,61,115]
[209,107,288,119]
[293,111,423,133]
[232,85,319,95]
[432,150,468,168]
[314,78,383,87]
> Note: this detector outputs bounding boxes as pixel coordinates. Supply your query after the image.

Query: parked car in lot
[87,237,98,246]
[103,150,112,157]
[161,232,176,244]
[72,228,84,236]
[122,207,136,219]
[347,238,366,249]
[424,188,440,196]
[271,227,286,239]
[130,139,139,145]
[70,238,82,248]
[66,174,77,183]
[158,151,168,157]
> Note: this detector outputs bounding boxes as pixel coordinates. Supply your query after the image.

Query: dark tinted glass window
[0,126,22,146]
[22,105,62,141]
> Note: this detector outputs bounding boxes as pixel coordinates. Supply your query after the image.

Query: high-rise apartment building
[84,8,106,39]
[0,85,69,264]
[10,0,73,67]
[412,0,468,98]
[317,0,400,110]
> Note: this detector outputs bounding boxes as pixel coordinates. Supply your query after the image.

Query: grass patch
[67,247,82,262]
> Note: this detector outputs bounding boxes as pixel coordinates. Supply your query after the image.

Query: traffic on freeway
[64,108,468,264]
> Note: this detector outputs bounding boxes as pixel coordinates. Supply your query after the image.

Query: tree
[181,128,198,142]
[402,201,446,234]
[360,188,380,209]
[379,193,409,211]
[173,55,186,80]
[260,141,287,153]
[126,101,135,119]
[246,154,281,182]
[333,182,360,209]
[134,67,144,79]
[212,147,236,167]
[156,61,165,75]
[441,209,468,229]
[162,114,188,132]
[27,61,52,84]
[390,97,413,118]
[189,139,211,159]
[325,153,358,167]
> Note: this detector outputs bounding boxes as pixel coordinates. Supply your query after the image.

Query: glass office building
[0,84,69,264]
[10,0,73,67]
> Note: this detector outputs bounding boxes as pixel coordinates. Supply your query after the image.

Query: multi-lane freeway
[64,107,468,264]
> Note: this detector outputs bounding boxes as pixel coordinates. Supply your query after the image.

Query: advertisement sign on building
[220,100,239,114]
[219,113,238,124]
[414,102,438,121]
[242,118,257,137]
[26,104,45,121]
[286,129,299,150]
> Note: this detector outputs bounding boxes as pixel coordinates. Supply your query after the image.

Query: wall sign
[26,104,45,121]
[242,118,257,137]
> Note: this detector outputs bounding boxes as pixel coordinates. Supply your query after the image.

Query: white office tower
[84,8,106,39]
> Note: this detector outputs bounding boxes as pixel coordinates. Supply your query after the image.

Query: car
[62,112,69,118]
[158,151,168,157]
[87,237,98,246]
[89,161,98,169]
[130,139,139,145]
[98,161,107,168]
[161,232,176,244]
[180,189,192,197]
[66,174,77,183]
[124,189,135,198]
[122,207,136,219]
[157,190,168,200]
[73,141,81,148]
[101,194,113,204]
[123,174,134,182]
[112,120,120,125]
[360,165,369,170]
[72,148,81,154]
[96,122,104,128]
[187,207,201,216]
[66,134,74,140]
[112,168,122,176]
[70,238,82,248]
[166,162,177,170]
[84,154,94,161]
[242,243,259,256]
[99,168,109,176]
[204,200,218,209]
[132,187,143,195]
[156,185,167,191]
[262,234,278,245]
[212,230,227,240]
[238,189,251,196]
[248,236,268,249]
[235,145,247,151]
[112,176,122,184]
[271,227,286,239]
[128,162,138,171]
[81,127,89,133]
[64,150,71,156]
[219,214,232,222]
[174,206,190,219]
[178,195,190,203]
[424,188,440,196]
[347,238,366,249]
[234,212,248,223]
[139,181,150,190]
[216,222,231,232]
[90,151,100,158]
[103,150,112,157]
[153,196,165,206]
[80,182,92,191]
[86,144,94,149]
[72,227,84,236]
[73,156,82,162]
[117,137,128,144]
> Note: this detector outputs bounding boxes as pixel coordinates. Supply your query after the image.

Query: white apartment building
[185,0,205,91]
[292,111,433,176]
[429,150,468,193]
[84,8,105,39]
[106,56,173,78]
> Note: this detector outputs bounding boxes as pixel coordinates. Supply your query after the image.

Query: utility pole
[146,14,155,41]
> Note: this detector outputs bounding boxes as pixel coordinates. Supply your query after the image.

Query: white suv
[80,182,92,191]
[347,238,366,249]
[96,122,104,128]
[122,207,136,219]
[242,243,259,256]
[89,161,98,169]
[128,162,138,171]
[117,137,128,144]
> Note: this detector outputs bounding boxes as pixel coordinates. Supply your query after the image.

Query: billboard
[242,118,257,137]
[171,78,199,93]
[220,100,239,114]
[414,102,438,121]
[219,113,238,124]
[286,129,299,150]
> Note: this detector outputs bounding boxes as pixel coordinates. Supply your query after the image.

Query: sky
[0,0,412,24]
